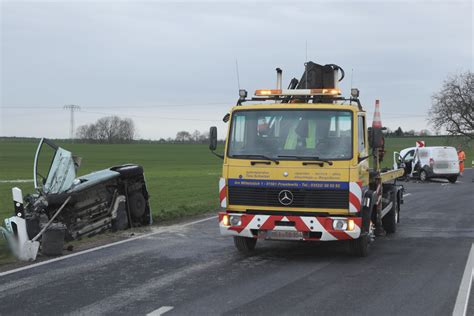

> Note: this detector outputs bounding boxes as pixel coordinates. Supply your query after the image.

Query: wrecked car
[393,145,460,183]
[1,138,152,261]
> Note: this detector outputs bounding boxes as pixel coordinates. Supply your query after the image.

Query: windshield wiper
[231,154,280,164]
[277,155,333,166]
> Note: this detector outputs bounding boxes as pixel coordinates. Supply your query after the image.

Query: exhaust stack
[276,68,282,89]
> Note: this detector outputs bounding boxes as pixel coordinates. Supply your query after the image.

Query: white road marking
[452,243,474,316]
[0,179,34,183]
[0,215,218,277]
[403,193,412,197]
[147,306,174,316]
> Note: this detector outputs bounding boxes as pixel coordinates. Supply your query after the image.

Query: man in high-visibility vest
[457,145,465,176]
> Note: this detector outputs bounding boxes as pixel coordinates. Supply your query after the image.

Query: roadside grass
[0,241,16,265]
[0,136,471,264]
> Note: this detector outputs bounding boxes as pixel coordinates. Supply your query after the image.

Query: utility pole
[64,104,81,139]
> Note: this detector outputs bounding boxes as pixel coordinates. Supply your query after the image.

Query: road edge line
[147,306,174,316]
[453,243,474,316]
[0,215,217,277]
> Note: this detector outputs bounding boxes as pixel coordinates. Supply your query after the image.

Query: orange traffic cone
[372,99,382,128]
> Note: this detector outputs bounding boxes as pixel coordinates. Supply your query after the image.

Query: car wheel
[448,176,457,183]
[233,236,257,254]
[419,170,428,182]
[128,192,146,219]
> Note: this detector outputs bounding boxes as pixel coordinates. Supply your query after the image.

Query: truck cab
[223,103,368,212]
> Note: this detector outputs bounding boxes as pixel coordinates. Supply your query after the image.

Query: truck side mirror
[209,126,218,151]
[209,127,224,159]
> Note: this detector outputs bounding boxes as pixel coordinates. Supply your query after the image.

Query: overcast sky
[1,0,472,139]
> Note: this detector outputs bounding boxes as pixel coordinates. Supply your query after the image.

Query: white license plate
[264,230,304,240]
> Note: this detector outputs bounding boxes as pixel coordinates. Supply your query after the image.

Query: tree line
[384,127,432,137]
[76,116,135,143]
[76,116,211,144]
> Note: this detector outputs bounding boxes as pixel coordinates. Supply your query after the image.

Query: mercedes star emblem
[278,190,294,206]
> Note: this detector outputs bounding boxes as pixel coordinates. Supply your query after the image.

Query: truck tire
[233,236,257,254]
[419,169,428,182]
[350,234,370,257]
[382,195,398,234]
[448,176,457,183]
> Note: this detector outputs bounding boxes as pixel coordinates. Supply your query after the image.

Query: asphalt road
[0,170,473,316]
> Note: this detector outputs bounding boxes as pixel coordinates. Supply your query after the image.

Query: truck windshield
[228,109,353,160]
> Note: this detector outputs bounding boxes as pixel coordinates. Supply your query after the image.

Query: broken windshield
[227,109,353,161]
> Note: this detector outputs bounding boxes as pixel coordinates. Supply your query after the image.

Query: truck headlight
[333,219,347,231]
[230,215,242,226]
[332,219,355,231]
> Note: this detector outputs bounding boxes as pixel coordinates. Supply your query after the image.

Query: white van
[394,146,460,183]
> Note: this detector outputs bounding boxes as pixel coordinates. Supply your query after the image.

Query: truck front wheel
[233,236,257,254]
[350,234,370,257]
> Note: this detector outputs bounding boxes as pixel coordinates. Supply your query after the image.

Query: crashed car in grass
[1,138,151,261]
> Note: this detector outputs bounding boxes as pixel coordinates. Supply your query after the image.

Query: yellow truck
[209,62,404,256]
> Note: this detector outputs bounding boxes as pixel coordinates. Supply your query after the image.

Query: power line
[0,102,231,109]
[79,109,220,122]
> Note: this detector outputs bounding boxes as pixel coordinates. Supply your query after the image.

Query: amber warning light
[255,88,341,97]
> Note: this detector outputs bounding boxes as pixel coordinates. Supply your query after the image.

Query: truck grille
[228,186,349,209]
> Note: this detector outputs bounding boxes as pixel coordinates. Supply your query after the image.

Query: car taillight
[429,158,434,167]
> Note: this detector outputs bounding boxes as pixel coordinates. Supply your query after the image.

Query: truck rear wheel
[382,195,398,234]
[447,176,457,183]
[350,234,370,257]
[233,236,257,254]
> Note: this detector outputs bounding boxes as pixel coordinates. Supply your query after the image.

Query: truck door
[357,114,369,186]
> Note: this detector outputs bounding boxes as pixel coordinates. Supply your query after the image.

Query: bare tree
[429,71,474,139]
[198,131,209,143]
[192,130,201,142]
[419,129,431,136]
[395,127,403,136]
[176,131,192,142]
[76,116,136,143]
[76,124,89,140]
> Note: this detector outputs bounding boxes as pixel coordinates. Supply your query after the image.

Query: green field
[0,136,471,262]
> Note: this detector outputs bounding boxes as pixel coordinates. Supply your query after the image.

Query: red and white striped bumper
[218,212,362,241]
